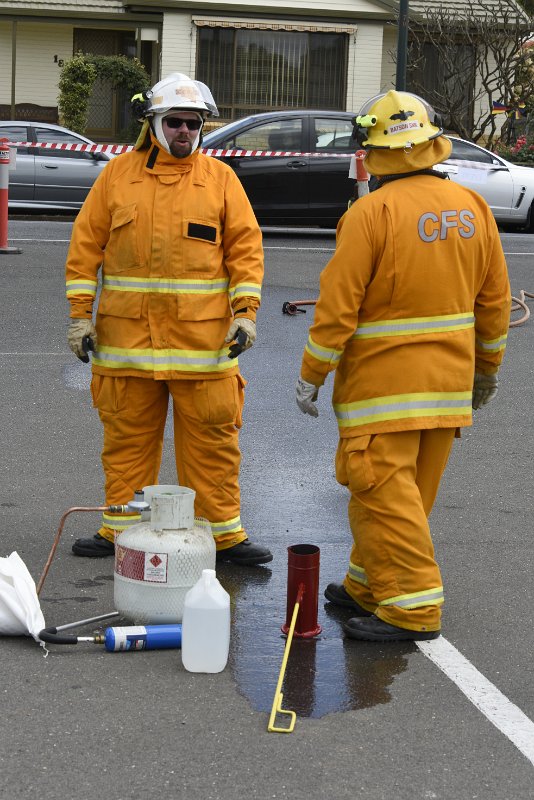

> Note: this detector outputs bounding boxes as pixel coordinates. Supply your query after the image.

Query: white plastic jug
[181,569,230,673]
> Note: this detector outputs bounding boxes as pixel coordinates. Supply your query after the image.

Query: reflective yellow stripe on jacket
[475,333,507,353]
[93,345,237,373]
[66,278,98,298]
[305,335,343,365]
[229,282,262,302]
[335,391,473,428]
[352,312,475,339]
[102,275,229,294]
[99,276,262,301]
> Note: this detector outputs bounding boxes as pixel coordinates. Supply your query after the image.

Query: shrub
[493,135,534,163]
[58,53,150,137]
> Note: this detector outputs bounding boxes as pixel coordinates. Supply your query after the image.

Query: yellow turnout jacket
[300,173,511,437]
[65,137,263,380]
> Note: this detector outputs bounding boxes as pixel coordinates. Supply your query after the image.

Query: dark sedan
[202,110,356,226]
[203,110,534,231]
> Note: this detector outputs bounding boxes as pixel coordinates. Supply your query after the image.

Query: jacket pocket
[181,218,220,273]
[103,203,141,273]
[175,291,232,322]
[97,288,143,319]
[337,435,376,494]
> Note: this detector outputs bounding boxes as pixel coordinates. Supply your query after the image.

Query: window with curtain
[197,28,348,121]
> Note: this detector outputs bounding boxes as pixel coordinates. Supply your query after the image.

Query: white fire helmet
[144,73,218,155]
[146,73,219,118]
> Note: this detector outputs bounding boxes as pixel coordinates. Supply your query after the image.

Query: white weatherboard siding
[135,0,385,16]
[160,12,195,78]
[0,22,73,107]
[5,0,124,11]
[350,23,386,112]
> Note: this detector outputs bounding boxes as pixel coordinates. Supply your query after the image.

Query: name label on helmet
[418,209,475,242]
[388,120,420,136]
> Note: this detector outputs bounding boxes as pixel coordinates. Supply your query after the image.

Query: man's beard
[169,138,193,159]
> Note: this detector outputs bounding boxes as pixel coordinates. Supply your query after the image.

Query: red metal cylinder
[281,544,322,638]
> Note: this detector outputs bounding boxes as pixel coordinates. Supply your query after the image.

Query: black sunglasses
[164,117,203,130]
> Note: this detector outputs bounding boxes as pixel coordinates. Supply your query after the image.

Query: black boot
[72,534,115,558]
[324,582,373,616]
[344,615,440,642]
[216,539,272,566]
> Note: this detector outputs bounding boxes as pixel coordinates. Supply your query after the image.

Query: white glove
[296,376,320,418]
[224,317,256,354]
[472,372,498,410]
[67,319,98,360]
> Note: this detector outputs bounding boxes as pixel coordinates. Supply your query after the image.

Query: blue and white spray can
[103,624,182,652]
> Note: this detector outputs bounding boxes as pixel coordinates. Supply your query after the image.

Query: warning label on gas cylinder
[115,545,168,583]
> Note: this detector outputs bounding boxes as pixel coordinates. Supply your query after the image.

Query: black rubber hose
[38,627,80,645]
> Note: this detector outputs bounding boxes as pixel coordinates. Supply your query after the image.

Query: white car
[437,137,534,232]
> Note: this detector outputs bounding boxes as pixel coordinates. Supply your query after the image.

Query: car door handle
[42,164,59,169]
[286,160,307,169]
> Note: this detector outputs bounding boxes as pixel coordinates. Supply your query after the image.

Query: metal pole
[395,0,409,91]
[10,21,17,118]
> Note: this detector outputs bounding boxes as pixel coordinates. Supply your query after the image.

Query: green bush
[58,53,150,137]
[58,54,97,133]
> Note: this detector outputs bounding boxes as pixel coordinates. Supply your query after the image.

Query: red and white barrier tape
[3,140,356,158]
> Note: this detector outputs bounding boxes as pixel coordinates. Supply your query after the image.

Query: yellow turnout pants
[336,428,456,632]
[91,374,247,551]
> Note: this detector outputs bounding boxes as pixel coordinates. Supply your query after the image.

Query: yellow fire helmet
[356,90,442,150]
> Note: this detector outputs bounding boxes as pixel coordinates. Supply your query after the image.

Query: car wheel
[525,201,534,233]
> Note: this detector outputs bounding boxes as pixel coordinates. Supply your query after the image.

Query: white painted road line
[5,239,534,257]
[418,637,534,766]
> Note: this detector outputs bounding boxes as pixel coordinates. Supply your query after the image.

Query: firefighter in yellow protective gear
[296,90,511,640]
[66,72,272,566]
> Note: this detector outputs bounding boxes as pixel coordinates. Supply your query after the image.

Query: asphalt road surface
[0,218,533,800]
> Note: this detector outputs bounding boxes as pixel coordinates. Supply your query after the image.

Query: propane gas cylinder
[114,486,215,624]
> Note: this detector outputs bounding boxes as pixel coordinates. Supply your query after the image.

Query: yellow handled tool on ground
[267,584,304,733]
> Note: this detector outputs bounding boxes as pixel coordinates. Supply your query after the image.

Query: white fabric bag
[0,552,45,641]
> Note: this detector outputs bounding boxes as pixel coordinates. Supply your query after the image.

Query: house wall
[160,11,196,77]
[0,21,73,107]
[160,13,387,114]
[164,0,383,14]
[350,22,385,112]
